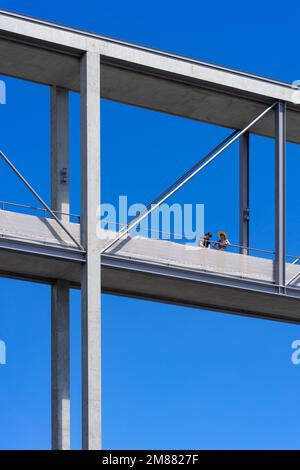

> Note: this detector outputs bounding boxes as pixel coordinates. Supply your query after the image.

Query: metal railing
[99,220,300,290]
[100,219,275,256]
[100,102,278,256]
[2,200,300,290]
[0,149,83,250]
[0,200,80,223]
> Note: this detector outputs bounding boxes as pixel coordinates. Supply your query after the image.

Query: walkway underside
[1,10,300,143]
[0,210,300,324]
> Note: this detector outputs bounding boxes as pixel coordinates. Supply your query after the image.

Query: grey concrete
[51,280,70,450]
[51,86,70,222]
[1,234,300,323]
[2,11,300,142]
[0,8,300,450]
[80,52,101,450]
[0,209,79,247]
[275,101,286,291]
[2,209,300,287]
[239,132,250,254]
[101,258,300,324]
[50,86,70,450]
[1,210,300,322]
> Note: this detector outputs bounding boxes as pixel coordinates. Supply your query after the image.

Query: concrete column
[50,86,70,450]
[80,51,101,450]
[239,132,250,255]
[51,280,70,450]
[51,86,70,222]
[275,101,286,291]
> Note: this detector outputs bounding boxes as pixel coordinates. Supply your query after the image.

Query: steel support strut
[0,149,83,251]
[102,102,277,254]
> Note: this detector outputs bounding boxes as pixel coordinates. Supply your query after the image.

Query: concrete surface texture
[1,10,300,142]
[0,8,298,450]
[1,209,300,288]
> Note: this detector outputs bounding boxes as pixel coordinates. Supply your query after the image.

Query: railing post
[275,101,286,292]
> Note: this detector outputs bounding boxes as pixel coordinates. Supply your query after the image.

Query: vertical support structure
[51,87,70,222]
[80,51,101,450]
[51,280,70,450]
[50,86,70,450]
[239,132,250,255]
[275,101,286,291]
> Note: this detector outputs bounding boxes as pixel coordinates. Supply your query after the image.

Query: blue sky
[0,0,300,450]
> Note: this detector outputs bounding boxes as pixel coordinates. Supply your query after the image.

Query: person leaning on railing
[199,232,213,248]
[213,231,231,250]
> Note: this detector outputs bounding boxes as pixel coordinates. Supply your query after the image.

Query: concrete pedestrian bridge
[0,8,299,449]
[1,209,300,323]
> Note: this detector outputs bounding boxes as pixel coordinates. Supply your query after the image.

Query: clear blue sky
[0,0,300,450]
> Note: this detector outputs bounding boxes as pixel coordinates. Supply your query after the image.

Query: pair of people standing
[200,231,231,250]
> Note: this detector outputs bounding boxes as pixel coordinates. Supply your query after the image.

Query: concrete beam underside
[1,21,300,143]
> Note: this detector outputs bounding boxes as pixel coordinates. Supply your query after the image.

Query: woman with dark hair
[199,232,213,248]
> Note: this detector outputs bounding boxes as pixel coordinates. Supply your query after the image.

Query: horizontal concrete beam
[0,211,300,324]
[0,9,297,100]
[1,10,300,142]
[0,238,300,324]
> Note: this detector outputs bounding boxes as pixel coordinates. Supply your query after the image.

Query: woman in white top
[213,231,231,251]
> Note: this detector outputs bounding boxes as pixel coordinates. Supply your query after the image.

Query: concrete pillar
[239,132,250,255]
[50,86,70,450]
[80,51,101,450]
[51,86,70,222]
[275,101,286,291]
[51,280,70,450]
